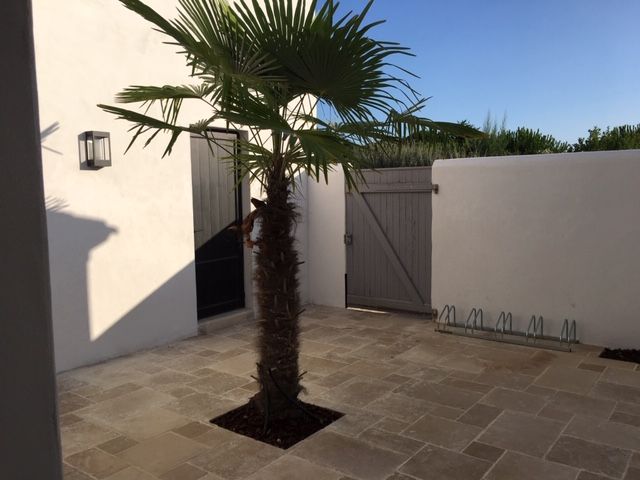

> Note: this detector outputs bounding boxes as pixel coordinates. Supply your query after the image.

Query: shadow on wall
[47,204,199,372]
[47,203,198,371]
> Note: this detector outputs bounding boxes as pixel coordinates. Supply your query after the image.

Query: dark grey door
[346,167,433,313]
[190,131,244,319]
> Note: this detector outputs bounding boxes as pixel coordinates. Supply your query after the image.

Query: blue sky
[336,0,640,143]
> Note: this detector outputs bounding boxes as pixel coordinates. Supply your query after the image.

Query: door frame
[190,127,254,321]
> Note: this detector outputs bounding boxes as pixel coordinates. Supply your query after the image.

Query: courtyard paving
[58,305,640,480]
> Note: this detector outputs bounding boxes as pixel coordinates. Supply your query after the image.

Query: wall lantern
[83,131,111,168]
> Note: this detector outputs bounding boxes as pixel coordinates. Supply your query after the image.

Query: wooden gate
[345,167,433,313]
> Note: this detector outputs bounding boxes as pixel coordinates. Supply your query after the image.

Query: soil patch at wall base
[600,348,640,365]
[211,401,343,449]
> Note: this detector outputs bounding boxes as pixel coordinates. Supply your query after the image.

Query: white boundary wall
[34,0,310,371]
[432,150,640,348]
[34,0,269,371]
[34,0,203,371]
[307,170,347,308]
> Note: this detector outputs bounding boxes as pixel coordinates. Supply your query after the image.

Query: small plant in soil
[100,0,481,446]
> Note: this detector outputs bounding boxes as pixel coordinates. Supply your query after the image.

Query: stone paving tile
[439,377,493,394]
[324,378,395,407]
[485,451,577,480]
[463,441,505,463]
[538,405,574,423]
[535,366,601,394]
[404,414,482,451]
[479,411,565,457]
[396,364,449,382]
[107,407,192,441]
[87,383,143,403]
[578,362,607,373]
[358,427,424,455]
[77,388,175,426]
[58,305,636,480]
[617,402,640,417]
[67,448,129,478]
[299,355,349,376]
[373,417,411,434]
[473,371,534,390]
[625,468,640,480]
[481,387,546,414]
[364,393,433,423]
[245,456,341,480]
[118,432,206,476]
[144,371,198,388]
[525,384,558,399]
[399,444,492,480]
[165,393,239,421]
[172,422,214,439]
[98,436,139,455]
[395,380,483,410]
[293,431,406,480]
[339,360,400,379]
[187,372,249,395]
[59,392,93,415]
[601,368,640,388]
[61,420,120,457]
[457,403,502,428]
[582,355,638,370]
[384,474,415,480]
[159,463,208,480]
[326,408,383,436]
[564,415,640,451]
[546,391,616,418]
[104,466,161,479]
[60,413,84,428]
[577,472,615,480]
[611,411,640,428]
[546,436,631,478]
[64,465,96,480]
[593,382,640,404]
[209,352,258,376]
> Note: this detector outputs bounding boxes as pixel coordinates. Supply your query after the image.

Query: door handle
[344,233,353,245]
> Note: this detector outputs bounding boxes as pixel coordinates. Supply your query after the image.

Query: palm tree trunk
[252,170,302,418]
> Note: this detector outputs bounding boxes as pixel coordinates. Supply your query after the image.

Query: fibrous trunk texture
[251,172,301,418]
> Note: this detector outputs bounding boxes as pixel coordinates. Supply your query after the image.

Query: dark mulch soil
[211,401,343,449]
[600,348,640,365]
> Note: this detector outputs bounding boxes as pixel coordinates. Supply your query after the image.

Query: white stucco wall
[432,150,640,348]
[307,170,347,307]
[34,0,314,371]
[34,0,206,371]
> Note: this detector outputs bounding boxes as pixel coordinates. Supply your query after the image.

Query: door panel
[346,168,432,313]
[191,132,244,319]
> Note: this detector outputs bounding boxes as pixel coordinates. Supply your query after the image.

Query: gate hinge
[344,233,353,245]
[431,183,439,194]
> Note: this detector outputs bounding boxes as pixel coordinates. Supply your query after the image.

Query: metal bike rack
[495,311,513,337]
[439,304,457,327]
[435,305,579,352]
[526,315,544,343]
[465,308,484,333]
[560,319,577,347]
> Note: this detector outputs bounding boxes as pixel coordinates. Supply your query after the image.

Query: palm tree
[100,0,479,421]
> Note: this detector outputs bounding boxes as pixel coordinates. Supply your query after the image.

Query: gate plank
[350,191,425,307]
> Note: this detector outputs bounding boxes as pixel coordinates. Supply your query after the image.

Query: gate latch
[344,233,353,245]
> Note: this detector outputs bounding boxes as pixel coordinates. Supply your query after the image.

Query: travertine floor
[58,306,640,480]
